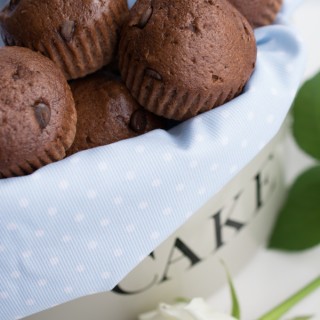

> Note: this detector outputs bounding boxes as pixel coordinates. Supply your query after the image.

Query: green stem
[258,275,320,320]
[220,260,241,319]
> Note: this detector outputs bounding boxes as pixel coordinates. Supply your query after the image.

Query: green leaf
[286,316,313,320]
[258,276,320,320]
[221,261,241,319]
[174,297,190,304]
[269,165,320,251]
[292,71,320,160]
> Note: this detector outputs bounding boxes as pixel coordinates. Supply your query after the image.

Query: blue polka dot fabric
[0,0,305,319]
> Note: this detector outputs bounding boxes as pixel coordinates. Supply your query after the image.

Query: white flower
[138,298,237,320]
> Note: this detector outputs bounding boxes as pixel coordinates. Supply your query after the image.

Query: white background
[208,0,320,319]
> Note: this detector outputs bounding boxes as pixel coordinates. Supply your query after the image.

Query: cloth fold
[0,0,305,319]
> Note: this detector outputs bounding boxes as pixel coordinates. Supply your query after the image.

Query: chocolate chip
[145,68,162,81]
[60,20,75,42]
[34,103,51,129]
[188,20,201,34]
[212,74,223,83]
[9,0,20,10]
[86,136,93,144]
[130,109,147,133]
[137,7,153,28]
[12,65,30,80]
[243,22,251,37]
[12,68,21,80]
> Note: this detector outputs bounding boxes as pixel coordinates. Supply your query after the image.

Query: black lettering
[255,153,274,210]
[112,252,157,295]
[255,172,263,210]
[211,192,244,250]
[160,238,202,283]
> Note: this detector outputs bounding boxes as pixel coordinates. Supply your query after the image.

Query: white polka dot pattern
[0,3,306,319]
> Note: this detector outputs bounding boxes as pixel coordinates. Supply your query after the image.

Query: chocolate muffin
[0,0,129,80]
[67,73,165,156]
[227,0,283,28]
[0,46,76,178]
[119,0,257,121]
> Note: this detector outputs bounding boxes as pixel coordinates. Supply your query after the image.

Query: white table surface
[208,1,320,319]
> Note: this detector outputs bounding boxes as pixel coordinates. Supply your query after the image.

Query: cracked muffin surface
[0,46,76,178]
[0,0,129,79]
[119,0,257,120]
[227,0,283,28]
[67,73,165,156]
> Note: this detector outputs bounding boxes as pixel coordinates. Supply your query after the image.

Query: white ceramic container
[25,122,287,320]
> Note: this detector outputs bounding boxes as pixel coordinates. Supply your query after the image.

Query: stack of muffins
[0,0,282,178]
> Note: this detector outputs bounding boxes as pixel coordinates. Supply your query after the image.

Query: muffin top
[227,0,283,28]
[67,73,165,155]
[0,46,76,177]
[120,0,256,107]
[0,0,128,45]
